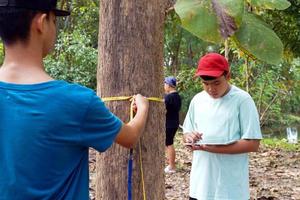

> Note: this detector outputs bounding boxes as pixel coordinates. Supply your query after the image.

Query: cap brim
[194,70,224,78]
[53,9,70,16]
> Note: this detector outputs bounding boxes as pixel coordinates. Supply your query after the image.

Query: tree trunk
[96,1,166,200]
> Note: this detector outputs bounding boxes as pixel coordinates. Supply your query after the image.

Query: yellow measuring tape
[102,96,164,103]
[102,95,163,200]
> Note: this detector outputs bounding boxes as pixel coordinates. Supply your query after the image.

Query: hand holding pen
[180,125,203,147]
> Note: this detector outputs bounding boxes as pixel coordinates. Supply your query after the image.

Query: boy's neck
[167,89,177,94]
[0,43,53,84]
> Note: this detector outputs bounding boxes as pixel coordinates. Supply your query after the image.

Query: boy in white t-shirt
[183,53,262,200]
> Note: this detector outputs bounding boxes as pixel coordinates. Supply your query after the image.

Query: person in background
[164,76,182,173]
[183,53,262,200]
[0,0,149,199]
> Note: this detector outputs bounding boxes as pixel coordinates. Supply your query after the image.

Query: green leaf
[234,13,284,65]
[174,0,244,43]
[249,0,291,10]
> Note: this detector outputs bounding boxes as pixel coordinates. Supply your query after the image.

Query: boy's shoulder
[57,81,94,94]
[229,85,252,101]
[24,81,99,109]
[53,81,97,103]
[60,81,97,101]
[191,90,209,102]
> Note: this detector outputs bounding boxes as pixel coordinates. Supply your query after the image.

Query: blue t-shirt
[0,80,122,200]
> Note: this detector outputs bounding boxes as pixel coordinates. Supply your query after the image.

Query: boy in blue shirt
[0,0,149,199]
[183,53,262,200]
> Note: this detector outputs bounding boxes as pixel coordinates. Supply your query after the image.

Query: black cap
[0,0,70,16]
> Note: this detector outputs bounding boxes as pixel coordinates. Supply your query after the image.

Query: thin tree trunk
[245,58,249,92]
[224,39,229,60]
[96,1,166,200]
[170,29,183,75]
[260,93,279,126]
[258,81,266,115]
[187,41,194,66]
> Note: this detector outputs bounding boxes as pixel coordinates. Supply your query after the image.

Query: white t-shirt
[183,85,262,200]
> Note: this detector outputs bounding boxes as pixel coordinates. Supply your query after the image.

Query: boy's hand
[183,132,202,146]
[132,94,149,113]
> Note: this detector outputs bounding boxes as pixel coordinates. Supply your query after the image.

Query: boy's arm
[192,139,260,154]
[115,94,149,148]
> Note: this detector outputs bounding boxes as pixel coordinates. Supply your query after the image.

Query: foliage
[0,1,98,89]
[164,10,216,74]
[62,0,99,46]
[248,0,291,10]
[233,13,283,64]
[174,0,291,64]
[45,0,99,89]
[45,30,98,89]
[227,33,299,128]
[175,67,202,113]
[174,0,244,43]
[229,56,300,127]
[262,0,300,57]
[262,138,300,151]
[164,10,217,114]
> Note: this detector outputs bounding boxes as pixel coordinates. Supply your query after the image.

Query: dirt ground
[89,137,300,200]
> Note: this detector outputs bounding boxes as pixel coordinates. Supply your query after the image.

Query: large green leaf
[234,13,283,65]
[174,0,244,43]
[249,0,291,10]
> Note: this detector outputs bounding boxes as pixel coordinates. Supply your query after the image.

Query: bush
[45,30,98,89]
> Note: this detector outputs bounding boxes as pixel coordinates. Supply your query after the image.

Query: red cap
[195,53,229,77]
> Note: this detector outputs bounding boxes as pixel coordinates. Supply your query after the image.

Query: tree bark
[96,0,166,199]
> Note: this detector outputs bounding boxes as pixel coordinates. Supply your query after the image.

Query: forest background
[0,0,299,137]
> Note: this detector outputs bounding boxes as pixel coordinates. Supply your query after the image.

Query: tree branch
[260,92,279,125]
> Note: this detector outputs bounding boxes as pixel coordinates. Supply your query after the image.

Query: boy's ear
[34,13,48,34]
[225,72,231,80]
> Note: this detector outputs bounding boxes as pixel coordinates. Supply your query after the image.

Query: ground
[89,135,300,200]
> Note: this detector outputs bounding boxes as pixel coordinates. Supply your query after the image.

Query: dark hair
[200,72,228,81]
[0,8,39,45]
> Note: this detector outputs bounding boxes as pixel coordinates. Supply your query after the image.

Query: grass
[262,138,300,151]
